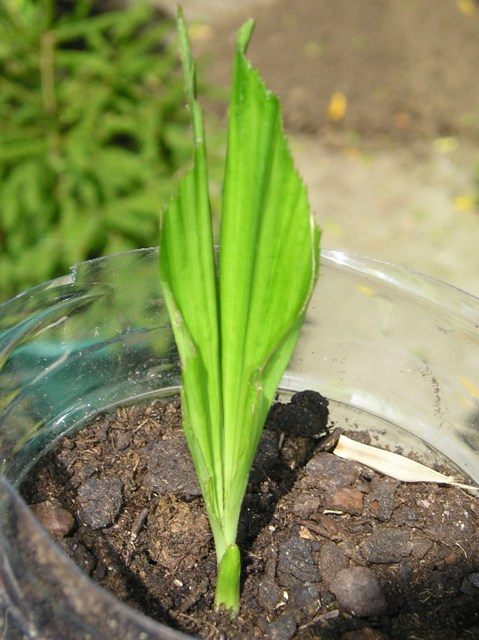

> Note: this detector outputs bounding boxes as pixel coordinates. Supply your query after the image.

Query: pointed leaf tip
[176,9,196,106]
[236,19,255,54]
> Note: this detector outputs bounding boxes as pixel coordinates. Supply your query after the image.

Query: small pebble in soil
[277,536,320,587]
[287,583,321,622]
[359,527,413,564]
[300,452,362,491]
[327,486,364,515]
[365,476,398,522]
[77,476,123,529]
[143,433,201,496]
[291,492,321,518]
[257,577,285,611]
[317,540,349,589]
[262,612,297,640]
[410,536,433,559]
[331,566,387,618]
[114,431,131,451]
[29,501,75,537]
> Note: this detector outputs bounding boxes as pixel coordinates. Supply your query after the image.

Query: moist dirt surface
[22,392,479,640]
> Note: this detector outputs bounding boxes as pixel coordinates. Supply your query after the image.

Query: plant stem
[214,543,241,616]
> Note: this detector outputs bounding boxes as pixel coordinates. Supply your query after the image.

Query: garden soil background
[155,0,479,298]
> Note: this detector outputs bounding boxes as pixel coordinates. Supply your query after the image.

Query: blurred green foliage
[0,0,214,302]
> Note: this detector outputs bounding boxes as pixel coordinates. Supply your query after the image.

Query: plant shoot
[159,10,320,616]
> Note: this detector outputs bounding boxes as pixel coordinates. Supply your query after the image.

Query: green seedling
[159,11,320,616]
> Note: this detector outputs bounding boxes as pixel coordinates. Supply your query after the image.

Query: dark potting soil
[22,391,479,640]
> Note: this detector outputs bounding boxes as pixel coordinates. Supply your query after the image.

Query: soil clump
[22,392,479,639]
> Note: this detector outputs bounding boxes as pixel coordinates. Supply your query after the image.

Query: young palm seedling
[159,11,320,616]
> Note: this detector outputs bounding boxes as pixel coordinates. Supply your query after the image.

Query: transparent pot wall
[0,248,478,639]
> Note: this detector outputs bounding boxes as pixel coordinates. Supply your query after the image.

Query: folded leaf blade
[158,11,224,546]
[219,22,320,518]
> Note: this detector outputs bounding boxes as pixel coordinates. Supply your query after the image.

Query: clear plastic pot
[0,248,478,639]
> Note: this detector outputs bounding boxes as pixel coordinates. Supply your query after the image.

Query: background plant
[0,0,221,303]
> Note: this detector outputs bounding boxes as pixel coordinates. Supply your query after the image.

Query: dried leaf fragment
[333,435,479,494]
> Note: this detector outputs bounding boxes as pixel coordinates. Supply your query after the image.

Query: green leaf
[219,22,320,546]
[158,8,225,551]
[158,11,320,616]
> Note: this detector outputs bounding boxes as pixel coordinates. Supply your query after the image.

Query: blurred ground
[156,0,479,297]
